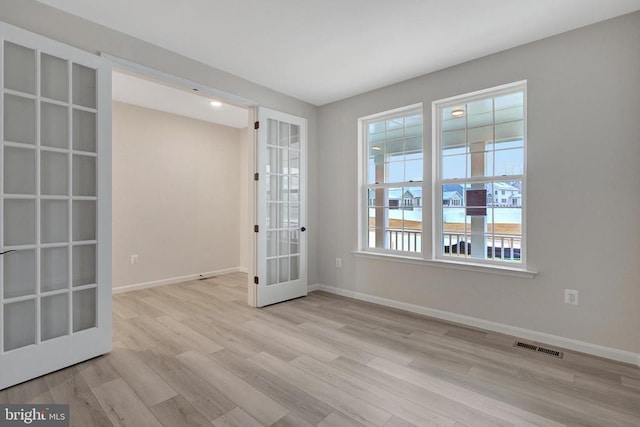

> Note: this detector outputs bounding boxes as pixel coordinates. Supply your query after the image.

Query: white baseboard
[112,267,244,294]
[238,267,249,274]
[307,283,320,292]
[312,284,640,367]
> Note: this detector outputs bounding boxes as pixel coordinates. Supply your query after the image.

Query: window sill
[351,251,537,279]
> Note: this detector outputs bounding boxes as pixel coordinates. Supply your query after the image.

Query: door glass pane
[290,125,300,149]
[279,230,289,256]
[41,151,68,195]
[73,109,96,152]
[266,259,277,285]
[278,122,289,147]
[72,155,96,196]
[41,102,68,148]
[41,53,68,102]
[4,299,36,351]
[4,41,35,94]
[73,288,95,332]
[4,146,35,194]
[266,203,278,229]
[4,94,36,144]
[41,294,68,341]
[290,256,299,281]
[278,148,288,174]
[72,200,96,241]
[41,200,68,244]
[4,199,36,246]
[41,247,68,292]
[266,231,277,257]
[3,249,36,298]
[279,257,289,283]
[289,230,299,255]
[72,244,95,286]
[72,64,96,108]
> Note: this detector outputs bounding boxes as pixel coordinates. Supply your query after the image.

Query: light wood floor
[1,272,639,426]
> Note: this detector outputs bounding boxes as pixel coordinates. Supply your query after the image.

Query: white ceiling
[112,71,249,128]
[40,0,640,106]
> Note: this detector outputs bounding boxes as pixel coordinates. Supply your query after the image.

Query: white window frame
[432,80,528,269]
[358,103,424,256]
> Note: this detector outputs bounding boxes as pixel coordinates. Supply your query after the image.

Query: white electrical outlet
[336,258,342,268]
[131,254,139,264]
[565,289,578,305]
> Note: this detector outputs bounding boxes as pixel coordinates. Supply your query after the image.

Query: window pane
[442,154,468,180]
[363,108,423,253]
[495,148,524,176]
[437,86,525,265]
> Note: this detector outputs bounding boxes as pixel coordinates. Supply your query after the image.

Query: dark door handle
[300,227,306,232]
[0,250,16,256]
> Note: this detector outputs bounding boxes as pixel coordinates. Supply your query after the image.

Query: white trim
[352,251,536,279]
[238,266,249,274]
[307,283,320,292]
[111,267,244,294]
[312,284,640,367]
[101,54,257,108]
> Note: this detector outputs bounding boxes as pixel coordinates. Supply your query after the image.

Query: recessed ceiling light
[451,108,465,118]
[210,100,222,107]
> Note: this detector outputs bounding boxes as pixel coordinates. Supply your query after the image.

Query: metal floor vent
[514,341,563,358]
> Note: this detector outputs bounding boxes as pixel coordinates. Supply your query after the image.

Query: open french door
[0,23,111,389]
[254,108,307,307]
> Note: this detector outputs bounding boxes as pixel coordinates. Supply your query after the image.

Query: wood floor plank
[329,356,513,427]
[210,349,334,425]
[318,412,368,427]
[291,354,457,427]
[299,321,414,365]
[622,375,640,391]
[155,315,224,354]
[106,341,177,407]
[44,367,112,427]
[77,356,120,388]
[141,349,235,421]
[2,272,639,426]
[149,395,211,427]
[92,378,162,427]
[270,412,315,427]
[383,415,419,427]
[249,351,393,427]
[211,407,263,427]
[245,319,340,363]
[6,375,52,403]
[367,357,564,427]
[177,350,289,426]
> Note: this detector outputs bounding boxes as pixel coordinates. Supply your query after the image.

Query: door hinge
[254,172,259,181]
[254,276,259,285]
[254,225,259,232]
[254,121,259,130]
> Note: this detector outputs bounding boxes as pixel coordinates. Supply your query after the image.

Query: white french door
[255,108,307,307]
[0,23,111,389]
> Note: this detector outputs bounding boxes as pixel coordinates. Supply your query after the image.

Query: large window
[434,81,526,266]
[361,105,423,254]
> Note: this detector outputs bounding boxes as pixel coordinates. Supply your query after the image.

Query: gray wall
[112,102,246,288]
[0,0,319,287]
[317,12,640,353]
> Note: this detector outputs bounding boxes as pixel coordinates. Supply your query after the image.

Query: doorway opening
[110,65,255,301]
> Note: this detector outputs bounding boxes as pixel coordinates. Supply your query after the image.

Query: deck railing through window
[443,232,521,261]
